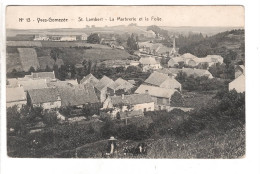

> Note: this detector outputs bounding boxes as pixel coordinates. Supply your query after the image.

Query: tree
[50,48,63,62]
[45,65,52,72]
[170,92,184,107]
[29,66,36,73]
[87,33,101,44]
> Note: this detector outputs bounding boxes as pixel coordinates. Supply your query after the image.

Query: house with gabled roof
[27,87,61,109]
[229,66,245,93]
[107,78,135,95]
[93,76,115,103]
[6,86,27,108]
[229,74,245,93]
[235,65,245,78]
[144,71,182,91]
[80,73,99,85]
[135,84,181,111]
[139,56,162,72]
[57,84,99,108]
[103,94,154,118]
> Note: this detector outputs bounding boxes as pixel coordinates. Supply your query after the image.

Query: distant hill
[6,26,243,38]
[178,29,245,64]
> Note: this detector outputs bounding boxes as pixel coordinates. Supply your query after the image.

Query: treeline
[178,29,245,60]
[175,71,230,91]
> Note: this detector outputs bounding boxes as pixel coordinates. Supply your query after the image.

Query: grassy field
[48,125,244,159]
[6,45,135,72]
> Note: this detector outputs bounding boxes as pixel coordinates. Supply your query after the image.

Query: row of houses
[157,67,214,79]
[168,53,224,68]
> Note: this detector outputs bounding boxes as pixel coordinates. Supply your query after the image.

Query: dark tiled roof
[28,88,60,104]
[57,84,99,107]
[80,73,99,85]
[144,72,169,86]
[94,76,114,91]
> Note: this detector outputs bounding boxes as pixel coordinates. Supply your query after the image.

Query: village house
[18,78,48,91]
[103,93,154,118]
[49,35,77,41]
[94,76,115,103]
[229,66,245,93]
[145,30,156,38]
[157,68,214,79]
[107,78,135,95]
[229,74,245,93]
[27,87,61,109]
[6,86,27,108]
[234,65,245,78]
[80,73,99,85]
[135,84,180,111]
[34,34,49,41]
[144,71,182,91]
[57,84,99,108]
[139,56,162,72]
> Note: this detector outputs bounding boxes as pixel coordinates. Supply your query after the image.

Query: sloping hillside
[6,45,135,72]
[178,29,245,64]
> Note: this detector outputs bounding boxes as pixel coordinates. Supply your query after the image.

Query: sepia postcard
[4,5,245,160]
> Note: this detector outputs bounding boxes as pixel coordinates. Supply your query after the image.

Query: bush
[174,90,245,137]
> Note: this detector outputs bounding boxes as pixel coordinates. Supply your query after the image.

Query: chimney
[145,90,149,94]
[169,73,173,78]
[122,94,125,99]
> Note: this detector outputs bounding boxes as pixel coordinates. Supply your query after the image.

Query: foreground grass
[49,125,245,159]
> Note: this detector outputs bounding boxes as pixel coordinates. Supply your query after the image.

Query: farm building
[27,88,61,109]
[94,76,115,103]
[139,42,173,56]
[103,94,154,118]
[229,74,245,93]
[235,65,245,78]
[107,78,135,95]
[80,74,99,85]
[135,84,181,111]
[144,71,182,91]
[57,84,99,107]
[6,87,27,108]
[139,56,162,72]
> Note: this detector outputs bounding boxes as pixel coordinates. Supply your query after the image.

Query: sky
[6,6,244,29]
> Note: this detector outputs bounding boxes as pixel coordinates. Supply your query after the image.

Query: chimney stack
[122,94,125,99]
[145,90,149,94]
